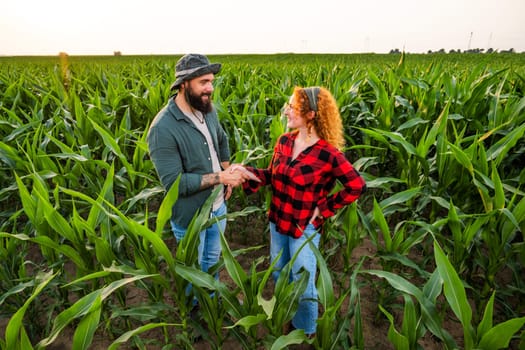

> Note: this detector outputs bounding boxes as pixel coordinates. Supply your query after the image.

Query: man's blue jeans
[171,202,227,277]
[270,222,320,335]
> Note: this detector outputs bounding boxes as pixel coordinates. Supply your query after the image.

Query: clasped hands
[221,164,260,199]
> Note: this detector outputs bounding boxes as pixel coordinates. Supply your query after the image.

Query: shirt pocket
[294,160,326,187]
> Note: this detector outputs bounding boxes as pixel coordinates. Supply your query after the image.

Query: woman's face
[284,97,307,129]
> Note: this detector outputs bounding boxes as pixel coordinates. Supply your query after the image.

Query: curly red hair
[292,86,345,150]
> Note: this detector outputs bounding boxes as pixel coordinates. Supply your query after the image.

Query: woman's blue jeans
[171,202,227,277]
[270,222,320,335]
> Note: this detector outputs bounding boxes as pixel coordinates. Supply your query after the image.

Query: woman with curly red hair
[237,86,366,338]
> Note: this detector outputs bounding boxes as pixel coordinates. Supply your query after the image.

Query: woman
[238,86,366,337]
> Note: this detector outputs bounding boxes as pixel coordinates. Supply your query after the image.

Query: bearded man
[147,53,252,280]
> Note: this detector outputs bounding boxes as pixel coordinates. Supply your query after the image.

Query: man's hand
[228,164,261,182]
[220,164,261,187]
[201,164,260,190]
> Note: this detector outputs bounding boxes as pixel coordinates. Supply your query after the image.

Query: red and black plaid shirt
[244,132,366,238]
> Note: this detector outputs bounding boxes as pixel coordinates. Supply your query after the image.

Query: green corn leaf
[447,199,462,241]
[379,304,410,349]
[176,187,219,266]
[61,186,177,273]
[110,303,173,322]
[257,248,281,297]
[38,275,154,348]
[155,174,180,236]
[372,197,392,251]
[502,196,525,239]
[499,208,521,244]
[434,240,474,348]
[448,142,474,176]
[422,270,443,302]
[175,263,221,291]
[87,163,115,230]
[127,186,164,211]
[463,215,490,251]
[486,123,525,167]
[307,233,335,307]
[491,163,505,210]
[365,269,456,348]
[94,236,116,268]
[379,128,419,157]
[274,269,308,325]
[476,137,489,176]
[418,101,450,157]
[270,329,310,350]
[507,94,525,123]
[0,278,34,307]
[72,296,102,350]
[316,290,350,349]
[436,134,448,184]
[367,69,393,128]
[33,187,79,245]
[258,293,276,318]
[356,127,391,146]
[107,323,175,350]
[6,270,56,350]
[228,314,268,333]
[219,230,248,294]
[401,295,418,346]
[353,297,364,350]
[3,233,87,271]
[379,187,421,209]
[447,199,464,263]
[477,317,525,350]
[0,141,24,168]
[88,115,134,173]
[396,116,428,133]
[477,291,495,338]
[14,172,37,224]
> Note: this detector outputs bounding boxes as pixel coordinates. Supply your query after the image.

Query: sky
[1,0,524,56]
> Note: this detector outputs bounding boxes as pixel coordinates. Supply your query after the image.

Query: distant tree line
[389,48,519,54]
[56,49,520,57]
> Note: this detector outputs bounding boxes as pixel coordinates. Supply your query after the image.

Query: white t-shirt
[185,110,224,211]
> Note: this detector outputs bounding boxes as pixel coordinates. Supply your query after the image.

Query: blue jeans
[270,222,320,335]
[171,202,227,277]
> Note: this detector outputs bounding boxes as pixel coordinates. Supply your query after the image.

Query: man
[147,53,252,277]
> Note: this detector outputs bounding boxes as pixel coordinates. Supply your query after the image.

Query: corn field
[0,53,524,350]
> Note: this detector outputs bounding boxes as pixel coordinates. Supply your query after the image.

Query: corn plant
[311,239,364,350]
[1,53,524,349]
[223,233,309,348]
[366,239,525,350]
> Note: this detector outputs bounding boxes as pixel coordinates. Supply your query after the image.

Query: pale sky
[1,0,524,56]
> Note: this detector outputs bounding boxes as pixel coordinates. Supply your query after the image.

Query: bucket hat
[170,53,221,90]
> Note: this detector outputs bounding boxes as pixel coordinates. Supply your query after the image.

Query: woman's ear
[306,110,316,121]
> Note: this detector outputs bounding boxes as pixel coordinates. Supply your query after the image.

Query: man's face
[184,73,215,113]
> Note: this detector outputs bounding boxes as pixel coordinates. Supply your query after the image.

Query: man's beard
[185,85,212,114]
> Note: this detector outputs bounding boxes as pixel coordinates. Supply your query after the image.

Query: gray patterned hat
[170,53,221,90]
